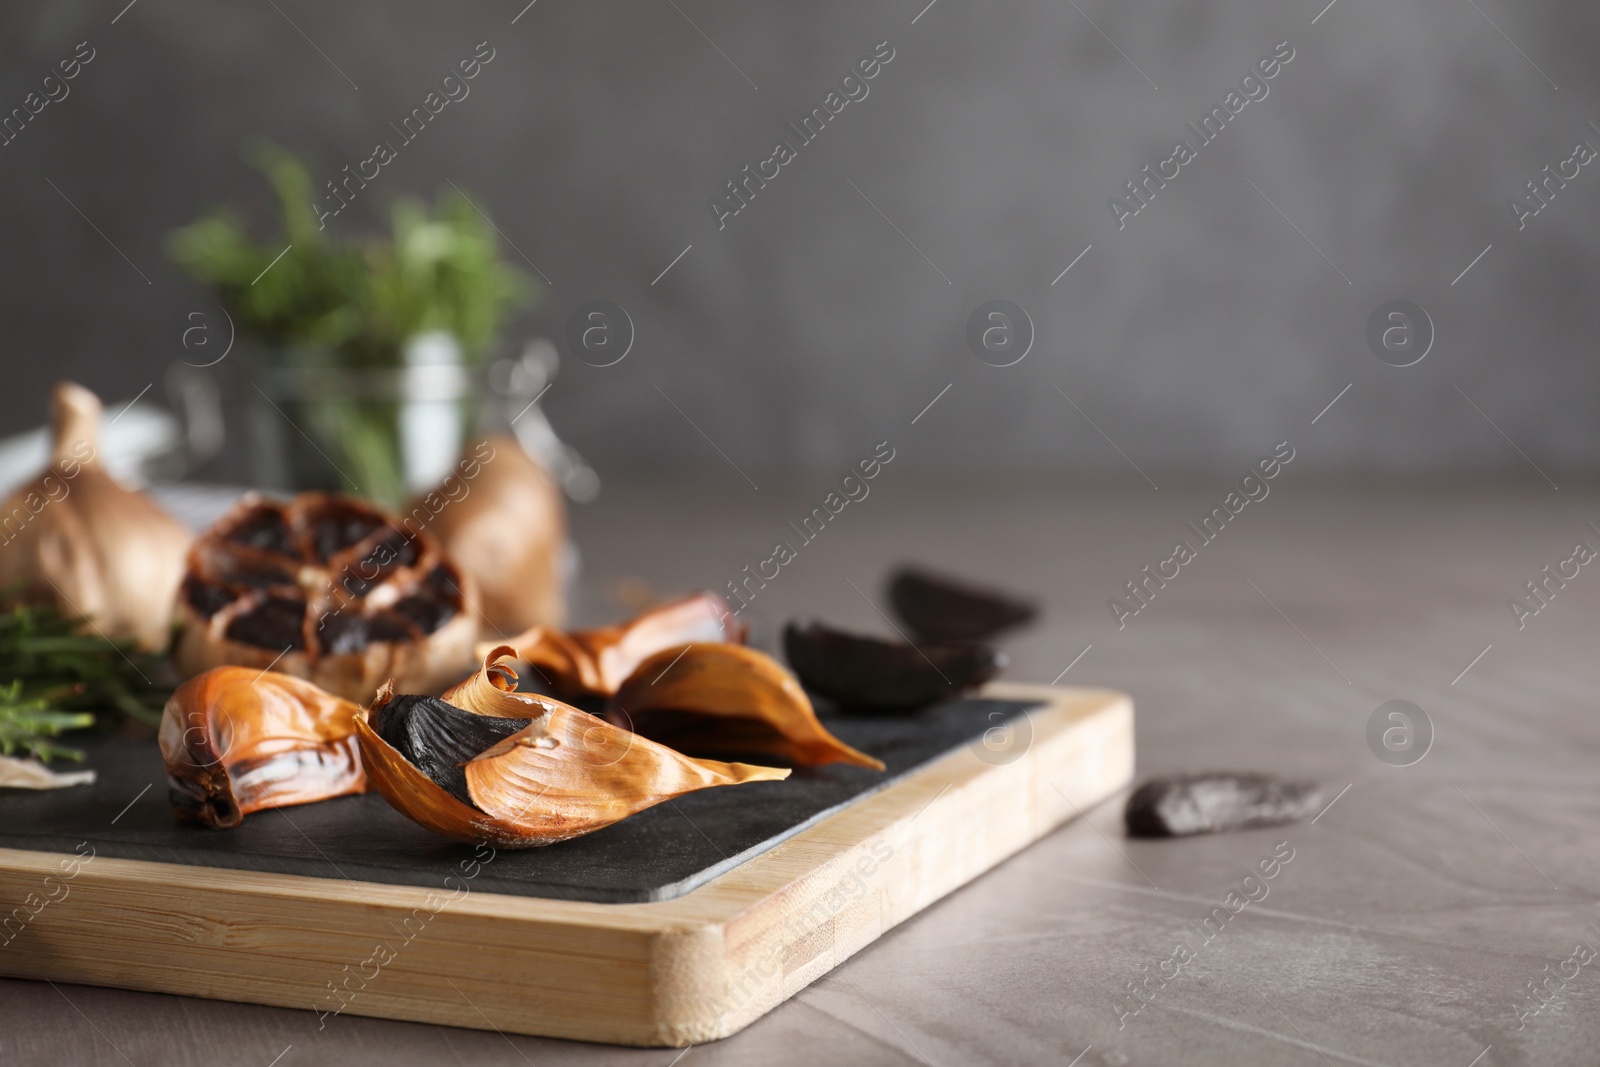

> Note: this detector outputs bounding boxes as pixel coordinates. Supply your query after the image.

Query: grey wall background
[1,0,1597,482]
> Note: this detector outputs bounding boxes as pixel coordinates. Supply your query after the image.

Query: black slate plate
[0,698,1038,904]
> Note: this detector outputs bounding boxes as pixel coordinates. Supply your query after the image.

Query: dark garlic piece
[373,694,531,806]
[1125,773,1322,838]
[782,618,1004,715]
[887,565,1038,642]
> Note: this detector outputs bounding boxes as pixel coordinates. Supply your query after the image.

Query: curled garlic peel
[607,643,884,771]
[483,592,741,701]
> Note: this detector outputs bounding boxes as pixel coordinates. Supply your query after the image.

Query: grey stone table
[4,476,1597,1066]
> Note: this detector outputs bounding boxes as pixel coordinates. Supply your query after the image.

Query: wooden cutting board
[0,682,1132,1046]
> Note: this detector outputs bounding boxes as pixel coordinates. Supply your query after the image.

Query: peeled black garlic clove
[1124,773,1322,838]
[355,648,789,847]
[782,618,1005,714]
[887,565,1038,642]
[159,666,367,828]
[606,643,884,770]
[373,693,531,806]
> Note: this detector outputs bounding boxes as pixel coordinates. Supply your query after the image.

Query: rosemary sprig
[0,602,171,762]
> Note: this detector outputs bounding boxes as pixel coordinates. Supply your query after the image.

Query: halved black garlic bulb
[887,565,1038,642]
[175,492,476,703]
[782,618,1005,715]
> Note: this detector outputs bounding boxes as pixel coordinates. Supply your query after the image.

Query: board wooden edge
[0,683,1134,1047]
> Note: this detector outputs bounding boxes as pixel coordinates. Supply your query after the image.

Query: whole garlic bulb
[410,435,566,636]
[0,382,192,651]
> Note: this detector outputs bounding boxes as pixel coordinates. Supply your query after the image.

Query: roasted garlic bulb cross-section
[175,493,477,703]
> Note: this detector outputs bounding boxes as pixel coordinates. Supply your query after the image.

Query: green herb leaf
[0,602,171,763]
[168,143,535,365]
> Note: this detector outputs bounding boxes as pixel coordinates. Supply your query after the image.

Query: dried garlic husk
[159,666,367,828]
[0,382,191,652]
[486,592,742,702]
[413,435,566,635]
[0,755,95,790]
[354,648,788,847]
[608,644,884,770]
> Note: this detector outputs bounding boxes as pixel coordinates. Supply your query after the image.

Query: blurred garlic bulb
[411,435,565,636]
[0,382,191,651]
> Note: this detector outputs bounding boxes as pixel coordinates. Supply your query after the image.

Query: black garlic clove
[782,617,1005,714]
[1124,773,1321,838]
[372,693,531,808]
[887,565,1038,642]
[224,596,308,650]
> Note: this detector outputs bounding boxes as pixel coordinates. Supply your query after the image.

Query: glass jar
[244,335,596,508]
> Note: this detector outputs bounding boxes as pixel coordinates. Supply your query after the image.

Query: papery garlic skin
[471,602,877,770]
[159,666,367,829]
[463,711,787,845]
[484,592,742,702]
[0,382,191,652]
[608,643,885,771]
[0,755,96,790]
